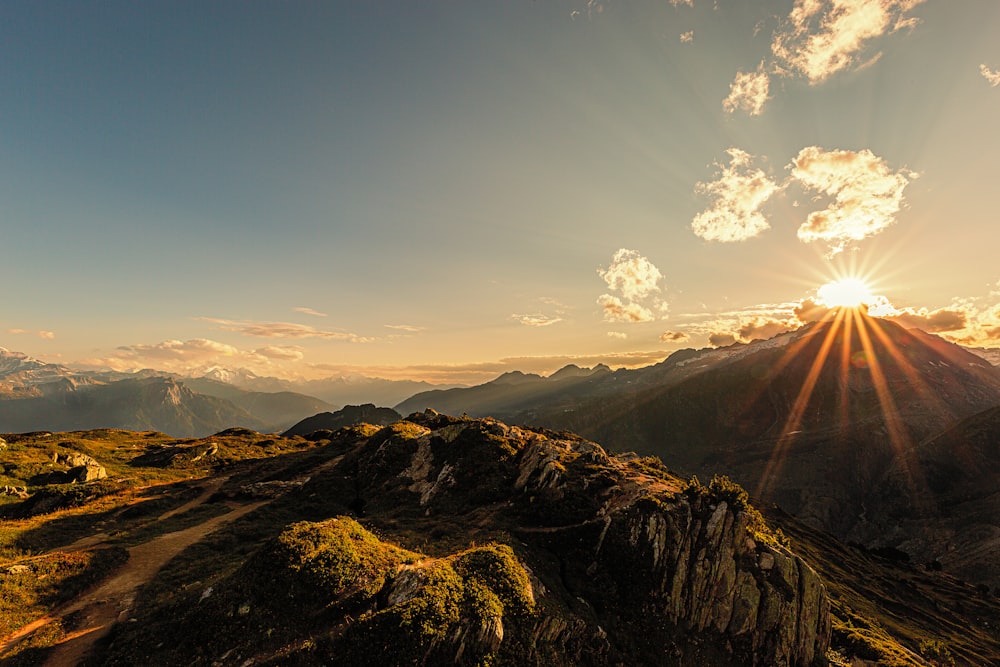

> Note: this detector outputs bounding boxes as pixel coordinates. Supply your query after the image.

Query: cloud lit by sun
[816,278,873,309]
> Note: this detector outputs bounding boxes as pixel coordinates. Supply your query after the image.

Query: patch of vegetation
[683,474,789,548]
[0,547,128,638]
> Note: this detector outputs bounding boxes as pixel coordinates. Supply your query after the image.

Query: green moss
[267,517,418,603]
[454,544,535,617]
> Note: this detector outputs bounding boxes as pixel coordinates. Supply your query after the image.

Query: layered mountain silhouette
[392,314,1000,589]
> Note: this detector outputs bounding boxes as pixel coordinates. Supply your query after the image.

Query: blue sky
[3,1,1000,384]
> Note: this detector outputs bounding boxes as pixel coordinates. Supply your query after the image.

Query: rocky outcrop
[334,411,831,666]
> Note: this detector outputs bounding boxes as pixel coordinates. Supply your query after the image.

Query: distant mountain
[0,376,264,437]
[194,366,463,409]
[282,403,401,437]
[395,363,611,417]
[183,377,333,432]
[965,345,1000,366]
[392,317,1000,588]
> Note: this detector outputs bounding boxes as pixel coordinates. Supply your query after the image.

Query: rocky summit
[87,411,829,666]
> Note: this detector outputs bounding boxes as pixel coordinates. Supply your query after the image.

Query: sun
[816,277,874,309]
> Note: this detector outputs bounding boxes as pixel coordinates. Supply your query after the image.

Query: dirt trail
[0,478,268,666]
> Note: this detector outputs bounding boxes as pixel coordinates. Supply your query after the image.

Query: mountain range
[0,347,455,437]
[395,316,1000,592]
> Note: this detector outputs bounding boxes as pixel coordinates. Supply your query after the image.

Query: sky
[3,0,1000,385]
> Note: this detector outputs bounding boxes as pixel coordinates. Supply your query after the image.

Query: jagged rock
[70,464,108,482]
[2,484,29,499]
[53,450,99,468]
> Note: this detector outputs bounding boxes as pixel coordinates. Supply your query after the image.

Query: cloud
[794,298,833,323]
[293,307,328,318]
[680,30,694,44]
[980,64,1000,87]
[692,149,781,242]
[789,146,916,253]
[607,331,628,340]
[7,328,56,339]
[660,331,690,343]
[198,317,374,343]
[253,345,306,361]
[598,294,655,323]
[723,61,771,115]
[598,248,663,302]
[384,324,425,333]
[115,338,240,361]
[709,332,738,347]
[771,0,926,84]
[738,316,799,341]
[669,0,693,6]
[887,308,967,333]
[514,314,563,327]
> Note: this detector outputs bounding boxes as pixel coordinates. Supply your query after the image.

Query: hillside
[394,317,1000,590]
[2,414,997,665]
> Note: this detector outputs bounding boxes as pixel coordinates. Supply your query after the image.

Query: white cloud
[198,317,374,343]
[669,0,693,6]
[680,30,694,44]
[598,248,663,302]
[37,331,56,340]
[293,306,328,318]
[607,331,628,340]
[598,294,655,323]
[771,0,926,84]
[789,146,916,254]
[692,148,781,242]
[513,314,563,327]
[723,61,771,115]
[980,64,1000,87]
[7,328,26,335]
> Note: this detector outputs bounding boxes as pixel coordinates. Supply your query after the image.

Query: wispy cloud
[384,324,425,333]
[513,314,564,327]
[723,0,924,114]
[293,306,328,318]
[669,0,693,6]
[607,331,628,340]
[790,146,917,254]
[8,328,56,339]
[980,64,1000,87]
[76,338,308,377]
[198,317,374,343]
[680,30,694,44]
[692,149,781,242]
[723,61,770,115]
[771,0,926,84]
